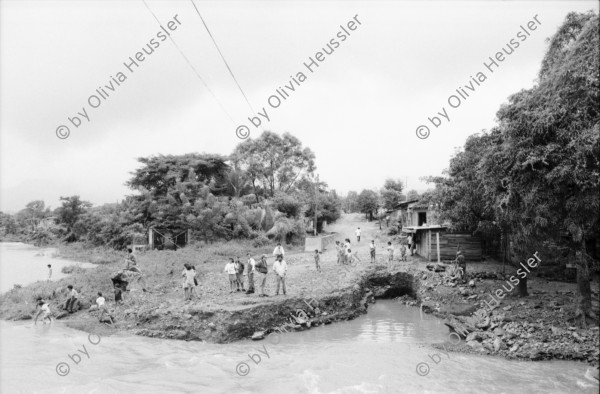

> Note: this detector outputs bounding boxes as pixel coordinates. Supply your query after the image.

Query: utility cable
[189,0,257,116]
[141,0,236,124]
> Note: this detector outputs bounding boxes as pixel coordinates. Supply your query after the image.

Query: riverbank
[0,214,598,371]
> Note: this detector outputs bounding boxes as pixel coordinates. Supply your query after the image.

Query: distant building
[389,200,482,261]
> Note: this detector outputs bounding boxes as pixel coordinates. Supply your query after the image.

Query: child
[387,242,394,269]
[224,259,237,293]
[96,292,113,325]
[234,257,246,292]
[182,264,195,300]
[369,240,376,264]
[34,300,52,325]
[400,244,407,262]
[64,285,79,313]
[314,249,321,272]
[47,264,52,281]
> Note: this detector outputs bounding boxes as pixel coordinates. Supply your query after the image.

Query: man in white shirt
[273,255,287,296]
[355,227,361,242]
[407,235,414,256]
[246,253,256,294]
[272,242,285,258]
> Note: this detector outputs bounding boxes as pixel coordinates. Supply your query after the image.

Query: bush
[252,235,271,248]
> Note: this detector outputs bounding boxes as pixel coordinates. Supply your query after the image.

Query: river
[0,243,597,393]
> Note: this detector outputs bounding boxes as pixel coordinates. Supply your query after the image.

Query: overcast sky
[0,0,598,213]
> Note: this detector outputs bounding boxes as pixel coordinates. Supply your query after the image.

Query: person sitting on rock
[63,285,79,313]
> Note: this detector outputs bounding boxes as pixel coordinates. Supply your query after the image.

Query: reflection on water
[0,301,597,394]
[0,242,95,293]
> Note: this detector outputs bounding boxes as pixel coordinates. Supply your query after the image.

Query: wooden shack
[403,225,482,262]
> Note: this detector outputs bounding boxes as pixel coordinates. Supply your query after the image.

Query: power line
[189,0,257,116]
[141,0,236,124]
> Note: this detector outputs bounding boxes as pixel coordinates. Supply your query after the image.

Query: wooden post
[148,228,153,249]
[436,232,440,263]
[428,230,432,262]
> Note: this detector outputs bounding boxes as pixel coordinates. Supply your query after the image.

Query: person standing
[387,241,394,269]
[369,240,376,264]
[407,235,414,256]
[314,249,321,272]
[182,264,195,300]
[400,244,407,261]
[355,227,361,242]
[335,241,342,264]
[224,258,237,293]
[255,254,269,297]
[456,250,467,283]
[47,264,52,281]
[273,255,287,296]
[246,253,256,294]
[272,242,285,258]
[234,257,246,292]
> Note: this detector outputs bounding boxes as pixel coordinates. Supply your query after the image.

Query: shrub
[252,235,271,248]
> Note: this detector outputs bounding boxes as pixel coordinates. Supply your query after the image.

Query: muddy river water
[0,243,597,393]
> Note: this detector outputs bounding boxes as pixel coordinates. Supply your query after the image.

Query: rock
[467,295,478,300]
[493,327,506,336]
[55,311,68,320]
[468,280,475,288]
[509,344,519,352]
[467,340,484,352]
[503,306,513,311]
[251,331,265,340]
[88,305,98,312]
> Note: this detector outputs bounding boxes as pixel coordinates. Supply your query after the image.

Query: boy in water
[314,249,321,272]
[34,299,52,325]
[47,264,52,281]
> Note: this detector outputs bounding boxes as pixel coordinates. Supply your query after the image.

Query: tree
[231,131,316,199]
[380,178,405,210]
[342,191,359,213]
[406,190,420,201]
[56,196,92,241]
[491,12,599,324]
[357,189,379,221]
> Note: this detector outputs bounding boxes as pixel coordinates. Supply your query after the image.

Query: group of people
[34,285,112,325]
[223,243,288,297]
